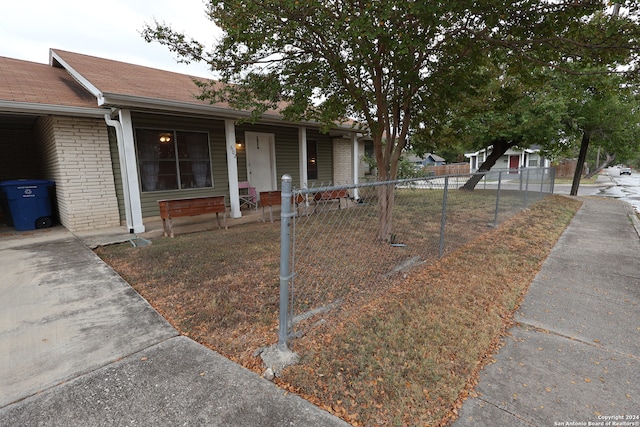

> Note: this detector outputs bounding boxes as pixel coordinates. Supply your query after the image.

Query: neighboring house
[0,49,363,234]
[465,145,550,173]
[404,153,446,168]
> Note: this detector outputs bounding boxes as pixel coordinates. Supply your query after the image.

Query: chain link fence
[277,167,555,349]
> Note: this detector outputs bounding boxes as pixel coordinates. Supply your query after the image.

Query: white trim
[118,109,145,233]
[50,50,102,99]
[225,120,241,218]
[48,49,357,133]
[104,113,134,232]
[352,133,359,200]
[0,100,106,117]
[299,127,308,189]
[97,93,356,131]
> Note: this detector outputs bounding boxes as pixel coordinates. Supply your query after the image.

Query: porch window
[135,128,212,192]
[307,140,318,180]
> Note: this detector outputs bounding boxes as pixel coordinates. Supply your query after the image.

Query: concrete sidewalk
[0,228,348,426]
[2,195,638,427]
[454,197,640,426]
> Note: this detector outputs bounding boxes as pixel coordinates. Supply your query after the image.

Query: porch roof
[51,49,217,109]
[0,56,107,117]
[50,49,357,131]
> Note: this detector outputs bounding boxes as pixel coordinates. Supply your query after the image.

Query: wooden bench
[158,195,227,238]
[293,193,314,217]
[313,189,350,212]
[259,190,281,223]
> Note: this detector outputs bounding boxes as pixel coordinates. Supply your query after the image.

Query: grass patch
[280,195,581,426]
[554,175,599,185]
[95,194,581,426]
[95,221,282,365]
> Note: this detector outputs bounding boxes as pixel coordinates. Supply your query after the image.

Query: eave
[99,92,358,133]
[0,100,108,118]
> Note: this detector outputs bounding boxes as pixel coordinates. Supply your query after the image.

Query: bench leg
[167,218,175,238]
[214,211,228,230]
[261,205,273,223]
[162,218,168,237]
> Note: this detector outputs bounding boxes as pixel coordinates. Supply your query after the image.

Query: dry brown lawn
[95,194,581,426]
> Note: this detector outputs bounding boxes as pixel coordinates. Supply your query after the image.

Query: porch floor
[0,206,283,248]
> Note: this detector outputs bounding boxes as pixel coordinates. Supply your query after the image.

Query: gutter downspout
[352,133,359,200]
[299,127,308,189]
[104,113,134,233]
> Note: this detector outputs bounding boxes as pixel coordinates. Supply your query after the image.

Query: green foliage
[142,1,640,234]
[142,1,638,175]
[396,157,428,179]
[415,59,640,172]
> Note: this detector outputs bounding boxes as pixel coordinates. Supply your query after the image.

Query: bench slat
[158,196,227,237]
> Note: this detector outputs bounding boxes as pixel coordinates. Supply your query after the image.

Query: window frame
[134,127,213,192]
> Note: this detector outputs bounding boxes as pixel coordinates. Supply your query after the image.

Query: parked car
[620,167,632,175]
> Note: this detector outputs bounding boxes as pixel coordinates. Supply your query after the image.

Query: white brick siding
[332,138,353,185]
[35,116,121,232]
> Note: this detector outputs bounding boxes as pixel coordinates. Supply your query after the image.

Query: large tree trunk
[373,133,404,242]
[570,131,590,196]
[377,182,395,241]
[585,152,615,179]
[461,139,519,191]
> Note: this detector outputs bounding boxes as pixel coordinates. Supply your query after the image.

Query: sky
[0,0,221,78]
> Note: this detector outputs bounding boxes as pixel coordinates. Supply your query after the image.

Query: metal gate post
[278,175,293,350]
[494,170,502,227]
[524,168,530,208]
[439,176,449,257]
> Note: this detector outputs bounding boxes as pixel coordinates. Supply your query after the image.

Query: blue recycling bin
[0,179,55,231]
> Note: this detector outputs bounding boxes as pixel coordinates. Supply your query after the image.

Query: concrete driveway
[0,228,178,407]
[0,227,348,426]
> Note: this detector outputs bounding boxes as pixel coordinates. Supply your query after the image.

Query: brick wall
[35,116,121,232]
[332,138,353,185]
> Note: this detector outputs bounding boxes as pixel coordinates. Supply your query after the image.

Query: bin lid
[0,179,55,187]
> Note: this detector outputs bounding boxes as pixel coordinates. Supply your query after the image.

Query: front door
[509,155,520,173]
[245,132,276,193]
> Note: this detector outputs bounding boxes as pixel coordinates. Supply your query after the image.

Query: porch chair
[238,181,258,210]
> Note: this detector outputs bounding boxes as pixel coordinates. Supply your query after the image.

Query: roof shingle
[52,49,214,106]
[0,56,97,108]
